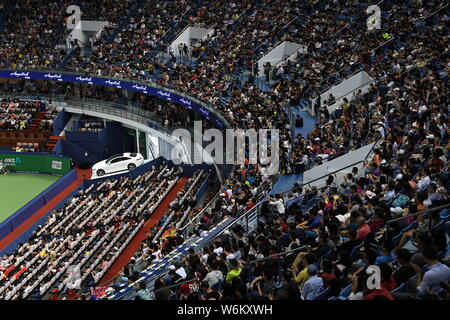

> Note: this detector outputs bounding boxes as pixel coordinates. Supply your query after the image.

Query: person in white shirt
[416,168,431,191]
[268,194,285,214]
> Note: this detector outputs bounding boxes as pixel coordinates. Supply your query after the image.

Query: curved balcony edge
[0,68,233,131]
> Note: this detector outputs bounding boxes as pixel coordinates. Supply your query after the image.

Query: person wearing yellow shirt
[225,259,242,284]
[292,253,316,288]
[342,97,350,111]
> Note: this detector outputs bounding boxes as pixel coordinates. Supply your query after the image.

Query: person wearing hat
[301,264,324,300]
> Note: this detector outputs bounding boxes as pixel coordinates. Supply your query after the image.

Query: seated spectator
[375,240,397,265]
[135,281,153,300]
[356,217,371,240]
[415,247,450,298]
[392,249,416,286]
[302,264,324,300]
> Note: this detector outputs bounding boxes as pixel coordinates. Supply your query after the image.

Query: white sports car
[92,152,144,177]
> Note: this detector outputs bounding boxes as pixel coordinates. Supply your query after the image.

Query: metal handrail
[149,244,312,295]
[386,204,450,225]
[0,68,233,131]
[283,140,380,196]
[104,174,277,300]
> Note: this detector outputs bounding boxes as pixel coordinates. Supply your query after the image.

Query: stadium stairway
[0,167,92,252]
[268,105,317,195]
[105,216,236,299]
[98,176,189,285]
[45,136,65,153]
[26,111,47,131]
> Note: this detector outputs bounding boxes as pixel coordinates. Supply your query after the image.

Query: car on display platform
[92,152,144,177]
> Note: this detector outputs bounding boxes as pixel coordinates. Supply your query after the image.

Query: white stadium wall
[302,141,377,190]
[308,70,375,116]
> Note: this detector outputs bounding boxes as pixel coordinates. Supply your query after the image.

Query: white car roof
[111,153,137,158]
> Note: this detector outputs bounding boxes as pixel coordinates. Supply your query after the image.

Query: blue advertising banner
[0,70,225,129]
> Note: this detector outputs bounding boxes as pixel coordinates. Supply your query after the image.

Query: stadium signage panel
[0,152,71,175]
[0,70,225,129]
[44,73,64,81]
[9,71,31,79]
[132,84,148,93]
[105,80,121,88]
[179,98,192,109]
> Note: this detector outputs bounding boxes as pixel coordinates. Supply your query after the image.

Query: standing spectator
[264,62,271,82]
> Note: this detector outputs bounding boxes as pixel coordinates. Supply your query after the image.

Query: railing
[0,92,169,133]
[385,203,450,240]
[144,244,312,297]
[180,172,277,238]
[0,68,233,131]
[283,140,380,197]
[103,173,277,300]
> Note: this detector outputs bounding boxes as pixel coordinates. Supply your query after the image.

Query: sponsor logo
[52,160,62,170]
[3,157,21,166]
[105,80,121,87]
[132,84,148,92]
[180,98,192,107]
[198,107,210,119]
[44,73,63,81]
[75,76,93,83]
[10,72,30,79]
[157,90,171,99]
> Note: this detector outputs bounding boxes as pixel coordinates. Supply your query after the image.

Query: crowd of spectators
[0,99,40,130]
[0,162,193,300]
[0,0,139,69]
[84,0,448,300]
[0,0,448,301]
[116,169,209,282]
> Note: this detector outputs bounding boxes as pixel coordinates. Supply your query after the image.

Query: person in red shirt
[364,287,395,300]
[356,217,371,240]
[319,259,335,288]
[380,264,397,292]
[367,210,385,233]
[178,278,199,299]
[359,266,395,300]
[50,288,60,300]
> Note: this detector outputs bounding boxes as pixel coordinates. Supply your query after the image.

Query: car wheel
[128,163,136,171]
[97,169,105,176]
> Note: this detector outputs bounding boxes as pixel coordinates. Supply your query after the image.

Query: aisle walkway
[269,106,317,195]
